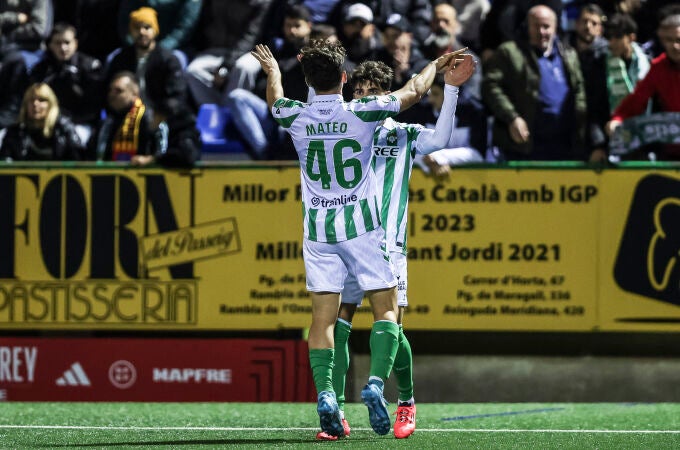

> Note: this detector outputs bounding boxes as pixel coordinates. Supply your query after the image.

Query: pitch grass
[2,402,680,449]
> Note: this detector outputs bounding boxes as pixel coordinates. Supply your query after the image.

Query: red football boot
[393,403,416,439]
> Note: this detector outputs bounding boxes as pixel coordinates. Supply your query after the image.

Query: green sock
[309,348,334,394]
[393,325,414,402]
[369,320,399,380]
[332,319,352,411]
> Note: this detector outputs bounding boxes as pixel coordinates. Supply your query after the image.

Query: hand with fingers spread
[444,53,476,86]
[251,44,284,109]
[251,44,280,76]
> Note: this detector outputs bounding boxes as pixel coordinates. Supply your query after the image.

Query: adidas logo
[56,362,91,386]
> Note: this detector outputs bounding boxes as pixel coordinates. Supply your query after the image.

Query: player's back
[273,93,401,243]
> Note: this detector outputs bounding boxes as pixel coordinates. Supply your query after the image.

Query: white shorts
[342,251,408,307]
[303,228,397,293]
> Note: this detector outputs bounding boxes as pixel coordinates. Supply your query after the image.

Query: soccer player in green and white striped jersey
[315,57,477,441]
[251,40,461,437]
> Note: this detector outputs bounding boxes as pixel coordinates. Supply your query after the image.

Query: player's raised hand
[433,47,468,73]
[251,44,280,76]
[444,53,476,86]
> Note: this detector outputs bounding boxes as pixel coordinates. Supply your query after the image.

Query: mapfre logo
[56,362,91,386]
[153,368,232,384]
[615,174,680,306]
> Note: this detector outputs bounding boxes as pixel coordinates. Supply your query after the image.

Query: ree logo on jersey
[374,131,400,157]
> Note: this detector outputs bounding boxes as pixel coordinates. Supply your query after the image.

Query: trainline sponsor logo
[56,362,91,386]
[152,368,232,384]
[310,194,358,208]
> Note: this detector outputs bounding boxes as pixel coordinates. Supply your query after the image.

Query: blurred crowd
[0,0,678,166]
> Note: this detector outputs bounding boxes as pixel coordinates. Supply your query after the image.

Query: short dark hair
[310,23,337,41]
[285,4,311,22]
[579,3,605,21]
[604,13,637,39]
[47,22,77,44]
[351,61,393,92]
[299,39,346,91]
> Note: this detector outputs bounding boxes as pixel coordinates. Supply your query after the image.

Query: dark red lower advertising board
[0,338,315,402]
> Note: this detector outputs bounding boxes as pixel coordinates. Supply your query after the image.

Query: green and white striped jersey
[372,117,427,255]
[272,93,400,243]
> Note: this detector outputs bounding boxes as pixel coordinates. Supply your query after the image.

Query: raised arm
[251,44,284,109]
[415,54,477,153]
[392,47,469,112]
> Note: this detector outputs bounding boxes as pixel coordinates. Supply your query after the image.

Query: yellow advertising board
[598,170,680,332]
[0,164,679,332]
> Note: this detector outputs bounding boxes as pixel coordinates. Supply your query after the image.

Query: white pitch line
[0,425,679,434]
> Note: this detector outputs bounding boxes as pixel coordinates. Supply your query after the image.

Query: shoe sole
[394,425,415,439]
[361,385,390,435]
[316,431,338,441]
[317,398,344,437]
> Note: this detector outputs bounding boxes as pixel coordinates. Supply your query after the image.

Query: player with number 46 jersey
[273,94,399,243]
[252,39,465,439]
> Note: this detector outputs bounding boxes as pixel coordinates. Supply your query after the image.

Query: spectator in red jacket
[606,12,680,159]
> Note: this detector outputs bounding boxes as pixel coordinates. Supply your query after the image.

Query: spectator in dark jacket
[374,14,429,89]
[0,0,54,129]
[1,82,85,161]
[185,0,276,106]
[482,5,587,161]
[52,0,123,62]
[88,71,155,162]
[106,6,189,119]
[567,4,609,162]
[90,71,200,167]
[30,22,105,143]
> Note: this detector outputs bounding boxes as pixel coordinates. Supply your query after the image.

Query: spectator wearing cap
[106,6,189,120]
[339,3,383,69]
[374,14,429,89]
[333,0,432,48]
[117,0,202,51]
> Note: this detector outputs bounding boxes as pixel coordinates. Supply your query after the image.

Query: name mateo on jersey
[305,121,348,136]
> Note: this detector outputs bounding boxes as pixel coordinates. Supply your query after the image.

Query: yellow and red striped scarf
[111,98,146,161]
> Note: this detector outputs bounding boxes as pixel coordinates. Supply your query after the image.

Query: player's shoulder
[350,94,399,108]
[272,97,308,128]
[348,94,400,123]
[273,97,307,112]
[388,119,425,137]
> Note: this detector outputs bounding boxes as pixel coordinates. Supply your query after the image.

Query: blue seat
[196,104,246,154]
